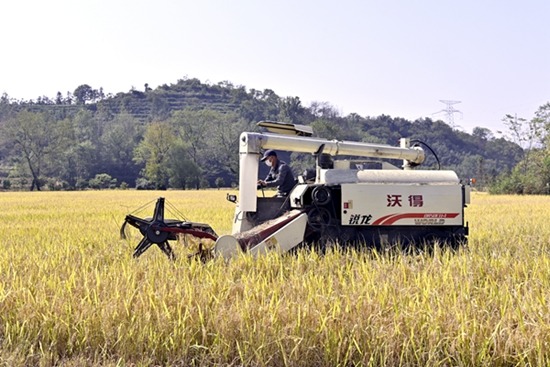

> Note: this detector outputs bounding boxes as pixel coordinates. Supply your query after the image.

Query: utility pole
[432,100,463,126]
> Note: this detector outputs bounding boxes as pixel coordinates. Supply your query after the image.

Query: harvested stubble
[1,191,550,366]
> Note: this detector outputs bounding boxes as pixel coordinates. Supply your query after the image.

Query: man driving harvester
[257,150,295,197]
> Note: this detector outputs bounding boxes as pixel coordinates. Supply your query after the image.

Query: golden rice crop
[1,190,550,366]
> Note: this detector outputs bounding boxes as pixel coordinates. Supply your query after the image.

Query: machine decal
[386,194,403,207]
[348,214,372,225]
[372,213,459,226]
[414,218,446,225]
[408,195,424,207]
[387,194,425,207]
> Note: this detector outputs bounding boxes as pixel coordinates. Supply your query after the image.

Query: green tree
[171,109,211,166]
[56,109,101,187]
[73,84,95,104]
[310,118,342,140]
[134,122,175,189]
[100,113,142,185]
[206,112,250,183]
[533,102,550,147]
[472,127,494,141]
[167,142,202,189]
[88,173,116,189]
[491,103,550,194]
[215,177,225,189]
[0,92,16,122]
[278,96,306,124]
[2,110,66,190]
[148,94,171,121]
[172,108,250,186]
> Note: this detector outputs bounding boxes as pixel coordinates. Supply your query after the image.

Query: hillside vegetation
[0,78,529,191]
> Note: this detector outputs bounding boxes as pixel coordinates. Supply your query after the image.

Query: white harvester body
[215,123,470,258]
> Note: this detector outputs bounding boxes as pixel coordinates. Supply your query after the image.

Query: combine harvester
[121,122,470,259]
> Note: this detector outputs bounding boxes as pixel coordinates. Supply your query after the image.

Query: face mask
[265,160,273,167]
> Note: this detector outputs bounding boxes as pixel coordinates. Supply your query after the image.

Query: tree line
[0,77,539,192]
[489,103,550,194]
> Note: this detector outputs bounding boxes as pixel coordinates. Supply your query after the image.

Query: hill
[0,77,522,190]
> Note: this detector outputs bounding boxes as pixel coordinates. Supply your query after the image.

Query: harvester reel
[121,197,218,260]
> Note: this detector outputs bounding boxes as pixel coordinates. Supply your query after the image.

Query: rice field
[1,190,550,366]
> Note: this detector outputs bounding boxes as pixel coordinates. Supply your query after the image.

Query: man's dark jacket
[264,160,295,195]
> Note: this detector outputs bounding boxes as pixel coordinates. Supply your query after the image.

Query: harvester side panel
[340,183,464,227]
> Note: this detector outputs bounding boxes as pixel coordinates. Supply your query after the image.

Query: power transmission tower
[432,100,463,126]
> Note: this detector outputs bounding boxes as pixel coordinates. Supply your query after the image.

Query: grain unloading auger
[121,122,470,260]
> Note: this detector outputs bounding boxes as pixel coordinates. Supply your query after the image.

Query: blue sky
[1,0,549,134]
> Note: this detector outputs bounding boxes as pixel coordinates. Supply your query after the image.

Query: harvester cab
[121,121,470,260]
